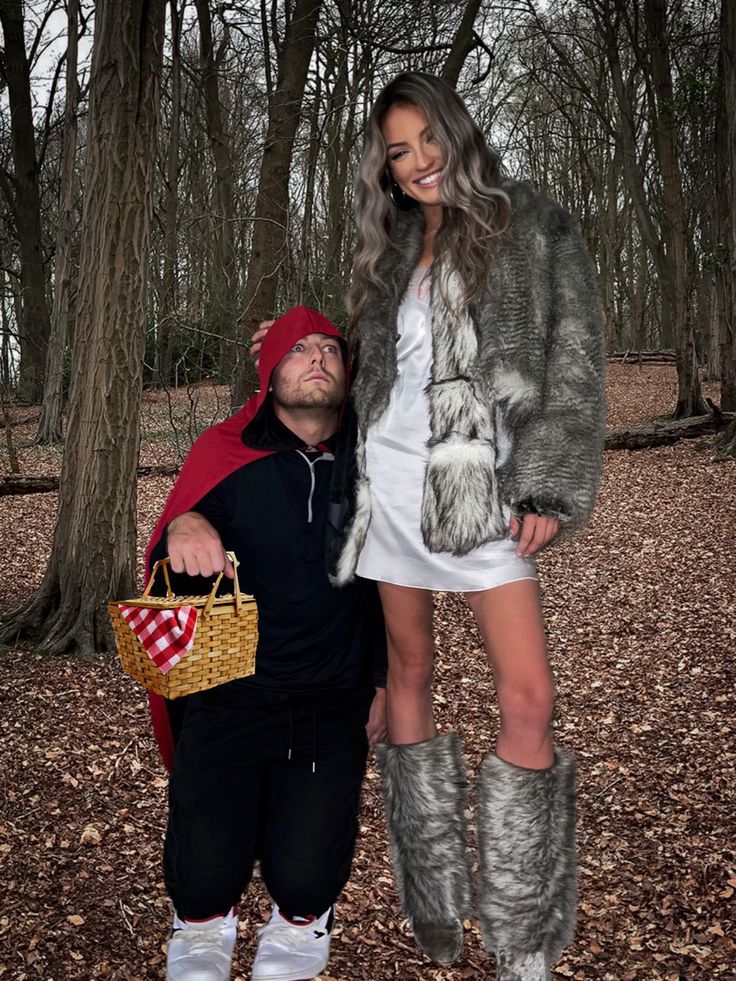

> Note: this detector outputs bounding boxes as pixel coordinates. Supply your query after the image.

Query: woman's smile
[414,168,444,188]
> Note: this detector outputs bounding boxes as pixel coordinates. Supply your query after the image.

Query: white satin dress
[355,267,536,592]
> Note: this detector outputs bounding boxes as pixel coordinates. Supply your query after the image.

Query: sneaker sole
[168,972,232,981]
[251,954,329,980]
[251,972,326,981]
[252,974,325,981]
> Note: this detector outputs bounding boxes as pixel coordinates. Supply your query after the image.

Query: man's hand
[250,320,275,367]
[365,687,388,747]
[167,511,234,579]
[508,513,560,558]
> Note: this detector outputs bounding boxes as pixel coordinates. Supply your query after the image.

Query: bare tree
[193,0,237,378]
[0,0,52,403]
[643,0,707,416]
[35,0,80,443]
[442,0,483,87]
[154,0,183,387]
[1,0,166,655]
[715,0,736,418]
[233,0,324,406]
[521,0,709,416]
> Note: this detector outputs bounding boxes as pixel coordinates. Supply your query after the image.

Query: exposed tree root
[714,416,736,459]
[0,562,115,657]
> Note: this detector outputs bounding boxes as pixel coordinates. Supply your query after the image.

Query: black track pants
[164,684,372,920]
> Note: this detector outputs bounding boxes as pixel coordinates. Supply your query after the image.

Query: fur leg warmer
[375,732,472,964]
[477,749,577,980]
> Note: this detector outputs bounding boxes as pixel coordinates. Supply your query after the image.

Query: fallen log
[607,349,677,364]
[605,410,734,450]
[0,463,180,497]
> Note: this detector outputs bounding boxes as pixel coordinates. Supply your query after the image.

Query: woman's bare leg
[377,581,435,744]
[375,583,470,965]
[465,578,555,769]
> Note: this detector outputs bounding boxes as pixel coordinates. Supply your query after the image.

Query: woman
[330,72,605,980]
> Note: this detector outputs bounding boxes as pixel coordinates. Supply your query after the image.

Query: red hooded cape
[145,306,345,770]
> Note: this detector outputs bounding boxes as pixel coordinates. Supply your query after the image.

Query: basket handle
[142,557,174,598]
[142,552,242,617]
[203,552,241,617]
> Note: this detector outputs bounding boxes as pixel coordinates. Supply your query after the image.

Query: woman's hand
[508,513,560,558]
[250,320,275,366]
[365,687,388,747]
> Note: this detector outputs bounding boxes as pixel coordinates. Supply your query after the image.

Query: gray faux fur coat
[332,180,606,587]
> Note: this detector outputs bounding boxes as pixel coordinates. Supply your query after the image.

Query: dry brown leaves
[0,364,734,980]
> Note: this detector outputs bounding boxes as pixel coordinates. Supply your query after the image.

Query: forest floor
[0,364,734,981]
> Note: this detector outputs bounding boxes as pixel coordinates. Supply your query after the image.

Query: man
[146,307,387,981]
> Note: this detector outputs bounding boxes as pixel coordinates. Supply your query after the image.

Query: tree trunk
[35,0,80,444]
[600,136,621,349]
[0,0,52,403]
[323,43,349,319]
[1,266,13,389]
[715,0,736,411]
[644,0,707,417]
[441,0,483,88]
[0,0,166,656]
[193,0,237,382]
[298,70,322,304]
[233,0,324,407]
[602,12,673,346]
[155,0,183,387]
[714,415,736,457]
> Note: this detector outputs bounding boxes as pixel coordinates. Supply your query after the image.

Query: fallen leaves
[80,826,102,846]
[1,366,734,979]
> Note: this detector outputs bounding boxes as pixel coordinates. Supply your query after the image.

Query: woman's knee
[497,679,555,733]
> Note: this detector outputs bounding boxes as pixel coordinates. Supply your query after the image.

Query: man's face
[270,333,346,410]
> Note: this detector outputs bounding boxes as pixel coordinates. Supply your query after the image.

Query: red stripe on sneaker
[181,912,228,923]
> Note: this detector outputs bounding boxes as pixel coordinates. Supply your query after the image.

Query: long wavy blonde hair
[347,72,511,328]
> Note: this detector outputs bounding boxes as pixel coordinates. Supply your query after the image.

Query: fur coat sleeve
[493,194,606,532]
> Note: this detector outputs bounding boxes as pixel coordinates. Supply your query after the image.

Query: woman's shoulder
[500,179,578,238]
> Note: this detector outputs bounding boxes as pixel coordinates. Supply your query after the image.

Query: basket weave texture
[108,553,258,699]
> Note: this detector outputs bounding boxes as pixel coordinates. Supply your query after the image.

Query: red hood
[255,305,346,407]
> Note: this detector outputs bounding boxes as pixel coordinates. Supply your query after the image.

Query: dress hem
[356,572,537,593]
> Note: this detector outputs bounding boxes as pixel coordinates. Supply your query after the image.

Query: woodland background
[0,0,734,978]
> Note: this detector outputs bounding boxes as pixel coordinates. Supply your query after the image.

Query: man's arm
[361,578,388,746]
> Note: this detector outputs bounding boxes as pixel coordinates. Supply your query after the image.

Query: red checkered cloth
[119,605,198,674]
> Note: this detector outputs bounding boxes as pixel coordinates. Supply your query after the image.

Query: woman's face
[382,103,445,209]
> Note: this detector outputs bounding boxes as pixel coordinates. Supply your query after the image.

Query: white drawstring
[295,450,334,523]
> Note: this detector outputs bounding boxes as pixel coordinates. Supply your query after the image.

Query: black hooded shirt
[149,403,386,693]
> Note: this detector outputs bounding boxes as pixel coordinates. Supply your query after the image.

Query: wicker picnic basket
[108,552,258,699]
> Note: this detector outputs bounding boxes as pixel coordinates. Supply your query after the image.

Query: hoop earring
[389,180,417,211]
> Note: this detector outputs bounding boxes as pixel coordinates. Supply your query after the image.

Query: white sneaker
[166,909,238,981]
[250,905,333,981]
